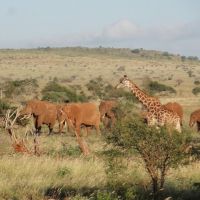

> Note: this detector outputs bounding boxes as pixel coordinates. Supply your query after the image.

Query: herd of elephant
[19,99,117,136]
[19,98,200,137]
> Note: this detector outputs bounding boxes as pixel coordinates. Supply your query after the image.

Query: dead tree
[5,108,40,156]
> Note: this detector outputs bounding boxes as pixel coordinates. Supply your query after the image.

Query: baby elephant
[189,109,200,132]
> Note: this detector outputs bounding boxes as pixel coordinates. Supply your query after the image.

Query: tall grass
[0,155,107,199]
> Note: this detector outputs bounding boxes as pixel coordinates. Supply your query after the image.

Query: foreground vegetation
[0,47,200,199]
[0,127,200,200]
[1,100,200,200]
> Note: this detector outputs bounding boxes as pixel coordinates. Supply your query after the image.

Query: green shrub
[162,51,171,57]
[4,78,38,98]
[42,81,87,103]
[0,99,11,115]
[106,116,191,200]
[104,84,138,102]
[96,191,118,200]
[48,144,81,158]
[192,87,200,95]
[57,167,71,177]
[194,80,200,85]
[147,81,176,94]
[86,77,137,102]
[131,49,140,54]
[187,56,199,61]
[181,56,186,61]
[86,76,105,99]
[187,70,193,77]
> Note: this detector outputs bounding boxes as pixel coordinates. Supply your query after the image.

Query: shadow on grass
[44,184,149,200]
[161,183,200,200]
[44,183,200,200]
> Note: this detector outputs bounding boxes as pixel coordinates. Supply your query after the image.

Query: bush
[48,144,81,158]
[106,116,190,200]
[131,49,140,54]
[57,167,71,177]
[147,81,176,94]
[0,99,11,115]
[194,80,200,85]
[187,70,193,77]
[42,81,87,103]
[4,78,38,98]
[104,84,138,102]
[86,77,138,103]
[192,87,200,95]
[162,51,171,57]
[86,76,105,99]
[187,56,199,61]
[181,56,186,61]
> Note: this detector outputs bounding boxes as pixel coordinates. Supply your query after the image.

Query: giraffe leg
[157,116,166,130]
[146,112,157,126]
[175,121,181,133]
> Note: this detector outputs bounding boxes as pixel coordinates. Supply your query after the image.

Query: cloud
[101,19,141,40]
[87,19,200,57]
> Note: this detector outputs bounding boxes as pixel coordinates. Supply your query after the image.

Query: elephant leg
[48,121,56,135]
[58,121,64,133]
[34,117,38,134]
[103,116,110,129]
[100,112,106,122]
[48,125,53,135]
[36,126,42,136]
[95,126,100,135]
[107,111,116,128]
[65,117,75,133]
[85,126,90,136]
[95,121,100,135]
[75,125,81,137]
[36,116,43,135]
[48,127,53,135]
[34,117,41,135]
[197,121,200,132]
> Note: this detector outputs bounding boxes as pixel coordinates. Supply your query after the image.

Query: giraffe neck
[128,82,161,109]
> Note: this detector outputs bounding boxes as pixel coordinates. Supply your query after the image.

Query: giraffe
[116,75,181,133]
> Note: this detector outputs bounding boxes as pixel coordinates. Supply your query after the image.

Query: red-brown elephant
[58,102,100,136]
[99,100,118,129]
[164,102,183,126]
[189,109,200,132]
[20,99,60,135]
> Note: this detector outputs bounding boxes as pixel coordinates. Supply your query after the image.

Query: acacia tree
[107,116,190,200]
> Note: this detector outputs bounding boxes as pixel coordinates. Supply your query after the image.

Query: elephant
[189,109,200,132]
[164,102,183,126]
[58,102,100,136]
[20,99,60,135]
[99,100,118,129]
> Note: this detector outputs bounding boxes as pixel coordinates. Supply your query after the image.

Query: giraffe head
[116,75,132,89]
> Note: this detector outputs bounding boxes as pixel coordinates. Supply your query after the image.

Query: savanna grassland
[0,47,200,200]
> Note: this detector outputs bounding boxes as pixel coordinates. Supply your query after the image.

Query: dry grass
[1,48,200,199]
[0,155,106,199]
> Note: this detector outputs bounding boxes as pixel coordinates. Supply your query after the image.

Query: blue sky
[0,0,200,56]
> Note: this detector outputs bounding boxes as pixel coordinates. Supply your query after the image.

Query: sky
[0,0,200,57]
